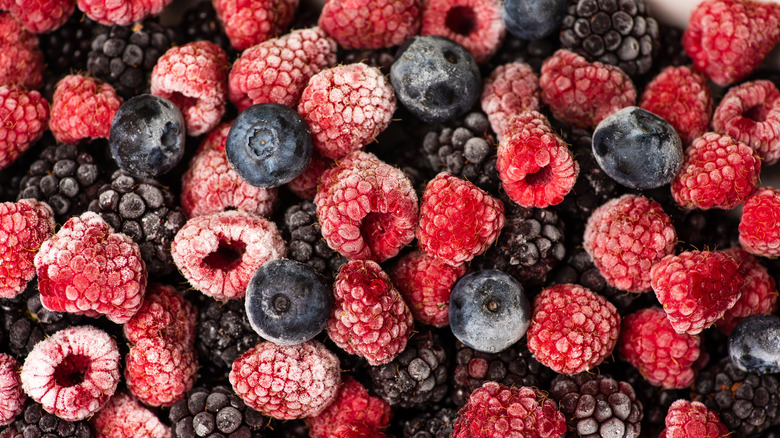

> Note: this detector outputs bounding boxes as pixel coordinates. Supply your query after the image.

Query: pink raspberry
[0,354,24,426]
[77,0,174,25]
[3,0,75,33]
[151,41,229,137]
[20,326,121,421]
[420,0,505,63]
[34,211,147,324]
[123,283,197,346]
[716,247,779,334]
[0,13,44,89]
[49,74,123,144]
[171,210,285,300]
[287,151,332,200]
[480,62,540,140]
[228,26,338,110]
[306,377,392,438]
[318,0,420,49]
[0,199,54,298]
[0,85,49,171]
[213,0,298,51]
[739,187,780,257]
[298,63,396,160]
[663,399,730,438]
[125,337,197,407]
[229,340,341,420]
[91,392,169,438]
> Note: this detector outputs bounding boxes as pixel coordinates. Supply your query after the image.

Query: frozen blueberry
[592,106,683,190]
[728,314,780,374]
[109,94,186,178]
[225,103,312,188]
[449,269,531,353]
[245,259,330,346]
[502,0,567,40]
[390,35,481,123]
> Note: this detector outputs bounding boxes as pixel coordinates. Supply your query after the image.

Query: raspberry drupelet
[124,336,198,407]
[0,199,55,299]
[90,392,170,438]
[0,354,24,426]
[420,0,506,63]
[661,399,730,438]
[213,0,299,51]
[716,247,779,334]
[739,187,780,257]
[123,283,197,346]
[480,62,541,140]
[306,377,391,438]
[77,0,174,26]
[48,74,123,144]
[0,13,44,89]
[0,85,49,171]
[2,0,75,34]
[318,0,421,49]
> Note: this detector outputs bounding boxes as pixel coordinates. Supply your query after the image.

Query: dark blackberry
[642,23,690,83]
[486,33,560,73]
[402,406,457,438]
[88,169,187,278]
[178,2,234,57]
[691,357,780,436]
[338,47,396,75]
[10,399,93,438]
[367,329,449,409]
[196,298,262,378]
[38,11,97,100]
[668,208,739,253]
[559,0,660,77]
[169,386,269,438]
[281,201,347,279]
[607,365,683,437]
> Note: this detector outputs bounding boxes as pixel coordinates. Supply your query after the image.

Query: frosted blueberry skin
[728,314,780,374]
[109,94,186,178]
[245,259,331,346]
[449,269,531,353]
[225,103,312,188]
[390,35,481,123]
[592,106,683,190]
[502,0,567,40]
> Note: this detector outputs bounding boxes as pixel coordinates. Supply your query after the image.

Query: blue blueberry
[728,314,780,374]
[245,259,331,346]
[502,0,567,40]
[225,103,312,188]
[448,269,531,353]
[592,106,683,190]
[109,94,186,178]
[390,35,481,123]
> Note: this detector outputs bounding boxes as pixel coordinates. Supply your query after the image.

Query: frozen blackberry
[281,201,347,279]
[669,209,739,253]
[169,386,269,438]
[196,298,262,377]
[39,11,97,100]
[402,406,457,438]
[10,399,93,438]
[605,366,683,437]
[486,33,560,73]
[338,47,396,75]
[88,169,186,277]
[178,2,233,57]
[559,0,660,77]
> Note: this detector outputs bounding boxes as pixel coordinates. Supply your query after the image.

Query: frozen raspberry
[0,354,24,426]
[639,65,713,146]
[651,250,744,335]
[315,151,418,262]
[318,0,420,49]
[670,132,761,210]
[213,0,298,51]
[663,400,730,438]
[298,63,396,160]
[619,307,705,389]
[123,283,197,346]
[682,0,780,86]
[2,0,75,33]
[327,260,414,365]
[416,172,504,266]
[77,0,174,25]
[480,62,540,140]
[287,151,332,200]
[452,382,567,438]
[583,194,677,292]
[389,250,467,327]
[91,392,170,438]
[716,247,779,334]
[306,377,391,438]
[496,110,578,208]
[34,211,147,324]
[0,85,49,171]
[527,283,620,375]
[49,74,123,144]
[539,49,637,129]
[181,122,279,218]
[0,199,54,298]
[712,80,780,165]
[330,423,392,438]
[228,27,338,110]
[739,187,780,257]
[20,325,121,421]
[171,210,285,300]
[420,0,505,63]
[229,340,341,420]
[125,337,197,407]
[0,13,44,89]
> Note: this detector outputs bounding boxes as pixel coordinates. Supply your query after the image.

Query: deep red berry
[663,399,730,438]
[91,392,169,438]
[125,337,197,407]
[3,0,75,33]
[0,85,49,171]
[481,62,540,140]
[0,354,24,426]
[77,0,173,25]
[716,247,779,334]
[0,199,54,298]
[306,377,391,438]
[123,283,197,346]
[739,187,780,257]
[0,13,44,89]
[214,0,298,51]
[318,0,420,49]
[287,151,332,200]
[420,0,505,63]
[49,74,122,144]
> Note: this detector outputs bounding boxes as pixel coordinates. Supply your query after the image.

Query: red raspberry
[583,194,677,292]
[451,382,567,438]
[49,74,122,144]
[389,250,467,327]
[480,62,540,140]
[682,0,780,86]
[213,0,298,51]
[77,0,173,25]
[639,65,713,146]
[716,247,779,334]
[0,199,54,298]
[91,392,169,438]
[539,49,637,129]
[526,283,620,375]
[496,110,578,208]
[3,0,74,33]
[663,399,730,438]
[171,210,285,300]
[739,187,780,257]
[330,423,392,438]
[299,63,396,160]
[327,260,414,365]
[123,283,197,346]
[228,27,338,111]
[125,337,197,407]
[306,377,391,438]
[618,307,705,389]
[0,354,24,426]
[0,85,49,170]
[181,121,279,218]
[318,0,420,49]
[20,325,121,421]
[416,172,504,266]
[670,132,761,210]
[651,250,744,335]
[315,151,418,262]
[287,151,332,200]
[420,0,505,63]
[0,13,44,89]
[151,41,229,137]
[34,211,147,324]
[229,340,341,420]
[712,80,780,165]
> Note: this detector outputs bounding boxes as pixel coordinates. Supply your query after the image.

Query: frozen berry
[502,0,566,40]
[728,314,780,374]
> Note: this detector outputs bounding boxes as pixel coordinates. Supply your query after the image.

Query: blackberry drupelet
[169,386,269,438]
[9,400,93,438]
[282,201,347,279]
[196,298,262,378]
[39,11,97,100]
[338,47,396,75]
[611,366,683,438]
[486,33,560,73]
[179,2,233,56]
[642,24,690,82]
[88,169,187,277]
[402,406,457,438]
